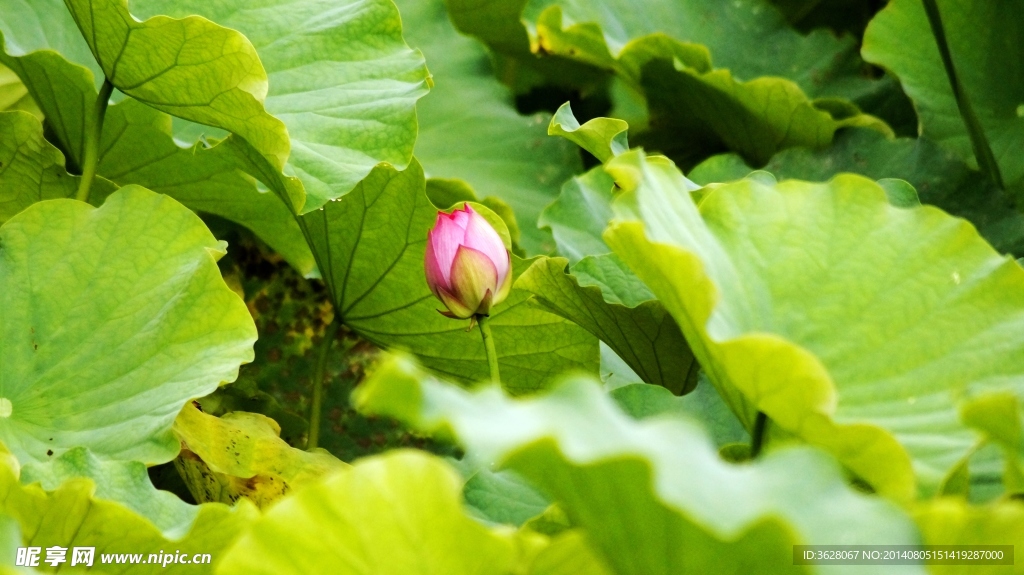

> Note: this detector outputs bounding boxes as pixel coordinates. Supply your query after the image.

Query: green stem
[921,0,1004,189]
[477,314,500,383]
[308,319,340,450]
[75,78,114,203]
[750,411,768,458]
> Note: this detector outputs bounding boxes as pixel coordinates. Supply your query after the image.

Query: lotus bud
[425,205,512,319]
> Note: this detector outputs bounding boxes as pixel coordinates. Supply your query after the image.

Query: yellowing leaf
[173,403,345,509]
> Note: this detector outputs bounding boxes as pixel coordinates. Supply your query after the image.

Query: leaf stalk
[751,411,768,458]
[921,0,1004,189]
[308,318,340,450]
[75,78,114,203]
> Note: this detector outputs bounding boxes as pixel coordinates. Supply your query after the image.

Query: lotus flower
[425,205,512,319]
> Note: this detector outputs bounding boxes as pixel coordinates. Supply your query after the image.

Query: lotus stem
[308,318,340,450]
[921,0,1003,189]
[751,411,768,458]
[477,314,500,383]
[76,78,114,203]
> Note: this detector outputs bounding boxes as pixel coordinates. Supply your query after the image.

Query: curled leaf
[173,403,346,509]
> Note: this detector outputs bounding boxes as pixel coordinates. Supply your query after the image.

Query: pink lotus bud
[425,205,512,319]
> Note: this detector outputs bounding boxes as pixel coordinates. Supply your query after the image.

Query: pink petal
[491,251,513,308]
[463,209,510,287]
[428,211,469,285]
[424,232,447,296]
[450,205,472,230]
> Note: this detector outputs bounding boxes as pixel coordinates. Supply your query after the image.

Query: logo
[16,546,95,567]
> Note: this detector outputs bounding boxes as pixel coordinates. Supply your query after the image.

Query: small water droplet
[1017,104,1024,118]
[0,398,12,418]
[908,396,917,404]
[952,271,961,284]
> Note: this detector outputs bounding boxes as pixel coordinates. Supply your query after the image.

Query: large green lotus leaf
[611,381,748,448]
[298,160,597,393]
[216,450,520,575]
[172,402,345,509]
[0,21,315,273]
[570,26,887,167]
[98,98,314,274]
[20,447,198,539]
[395,0,581,255]
[538,166,617,264]
[689,128,1024,256]
[446,0,892,167]
[914,498,1024,575]
[518,256,695,394]
[630,48,890,168]
[2,2,306,214]
[604,149,1024,499]
[863,0,1024,187]
[447,0,871,99]
[0,1,296,214]
[62,0,300,204]
[355,354,924,575]
[129,0,430,213]
[0,449,257,575]
[524,0,874,99]
[0,186,256,465]
[0,111,78,223]
[0,10,313,267]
